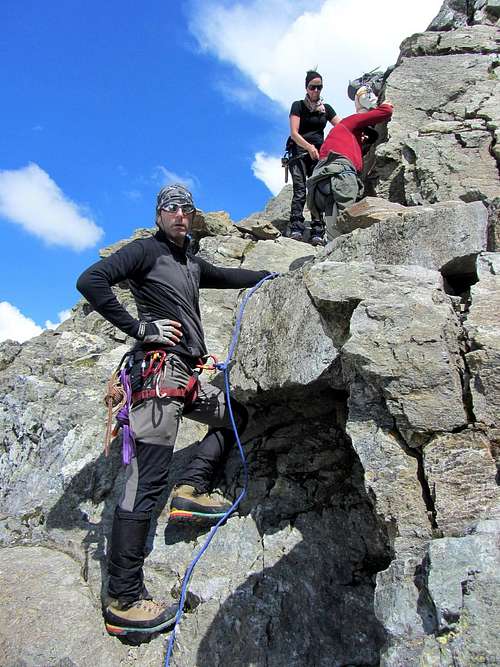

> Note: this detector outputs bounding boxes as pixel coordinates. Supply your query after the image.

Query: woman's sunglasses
[307,84,323,91]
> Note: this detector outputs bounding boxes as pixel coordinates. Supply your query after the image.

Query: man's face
[157,203,194,246]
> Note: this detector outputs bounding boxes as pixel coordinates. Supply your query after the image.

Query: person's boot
[104,597,178,636]
[310,221,326,246]
[288,222,305,242]
[169,484,232,522]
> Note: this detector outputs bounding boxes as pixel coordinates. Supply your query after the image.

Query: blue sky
[0,0,442,341]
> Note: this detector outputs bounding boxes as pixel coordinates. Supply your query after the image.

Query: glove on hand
[137,319,182,346]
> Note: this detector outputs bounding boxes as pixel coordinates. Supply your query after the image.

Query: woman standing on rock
[287,70,340,246]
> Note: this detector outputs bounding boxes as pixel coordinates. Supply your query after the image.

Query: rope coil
[103,370,127,456]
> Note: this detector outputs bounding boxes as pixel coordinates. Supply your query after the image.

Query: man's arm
[76,240,147,338]
[341,103,393,132]
[195,256,271,290]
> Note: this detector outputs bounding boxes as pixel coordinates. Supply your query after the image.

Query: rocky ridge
[1,3,499,666]
[373,8,499,208]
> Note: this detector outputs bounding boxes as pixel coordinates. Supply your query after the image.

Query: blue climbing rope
[164,272,279,666]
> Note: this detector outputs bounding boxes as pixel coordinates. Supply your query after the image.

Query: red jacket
[319,104,393,171]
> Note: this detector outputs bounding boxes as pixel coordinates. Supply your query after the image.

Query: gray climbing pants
[306,155,360,242]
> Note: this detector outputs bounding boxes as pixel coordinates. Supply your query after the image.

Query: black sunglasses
[307,84,323,91]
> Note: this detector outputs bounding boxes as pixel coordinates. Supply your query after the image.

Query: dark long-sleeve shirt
[319,104,393,171]
[77,230,269,360]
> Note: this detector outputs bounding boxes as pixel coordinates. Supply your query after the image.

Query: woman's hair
[305,70,322,87]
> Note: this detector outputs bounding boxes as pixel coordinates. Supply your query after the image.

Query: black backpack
[347,68,386,101]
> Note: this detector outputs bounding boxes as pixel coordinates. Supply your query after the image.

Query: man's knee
[207,399,248,451]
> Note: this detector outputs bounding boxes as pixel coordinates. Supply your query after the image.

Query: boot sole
[169,508,229,522]
[105,615,176,637]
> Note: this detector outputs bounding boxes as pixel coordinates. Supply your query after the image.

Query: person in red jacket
[307,94,393,243]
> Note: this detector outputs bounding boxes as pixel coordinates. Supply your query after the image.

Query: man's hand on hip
[138,319,183,346]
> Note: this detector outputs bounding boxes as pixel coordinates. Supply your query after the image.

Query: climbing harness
[131,350,200,404]
[103,350,219,464]
[281,142,311,184]
[164,272,279,667]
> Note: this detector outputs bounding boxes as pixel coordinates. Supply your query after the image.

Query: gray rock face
[233,217,281,240]
[305,261,466,445]
[424,430,499,535]
[237,185,293,235]
[463,252,500,426]
[425,529,499,633]
[230,272,339,399]
[488,196,500,250]
[192,209,238,238]
[0,546,145,667]
[325,199,488,275]
[427,0,471,30]
[0,4,499,666]
[337,196,406,233]
[376,24,500,207]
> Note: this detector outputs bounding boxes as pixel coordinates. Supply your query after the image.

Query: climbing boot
[289,229,304,242]
[104,597,177,636]
[169,484,232,522]
[310,232,326,247]
[310,221,326,246]
[288,222,305,242]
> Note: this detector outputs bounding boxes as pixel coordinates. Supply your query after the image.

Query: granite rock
[0,4,499,666]
[376,26,500,206]
[325,199,488,275]
[464,252,500,426]
[423,429,499,535]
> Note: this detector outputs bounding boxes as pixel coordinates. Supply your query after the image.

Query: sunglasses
[161,203,195,215]
[307,84,323,91]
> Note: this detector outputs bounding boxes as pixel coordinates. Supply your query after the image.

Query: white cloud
[0,163,104,251]
[189,0,443,192]
[190,0,442,116]
[0,301,43,343]
[0,302,73,343]
[152,166,197,191]
[45,309,71,331]
[252,153,285,196]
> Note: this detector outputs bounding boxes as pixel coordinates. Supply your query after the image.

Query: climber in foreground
[306,89,393,243]
[76,184,271,636]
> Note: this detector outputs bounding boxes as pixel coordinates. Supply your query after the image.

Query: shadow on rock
[190,408,393,666]
[45,436,213,601]
[45,444,123,601]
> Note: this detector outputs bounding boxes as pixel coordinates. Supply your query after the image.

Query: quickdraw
[195,353,219,371]
[142,349,168,380]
